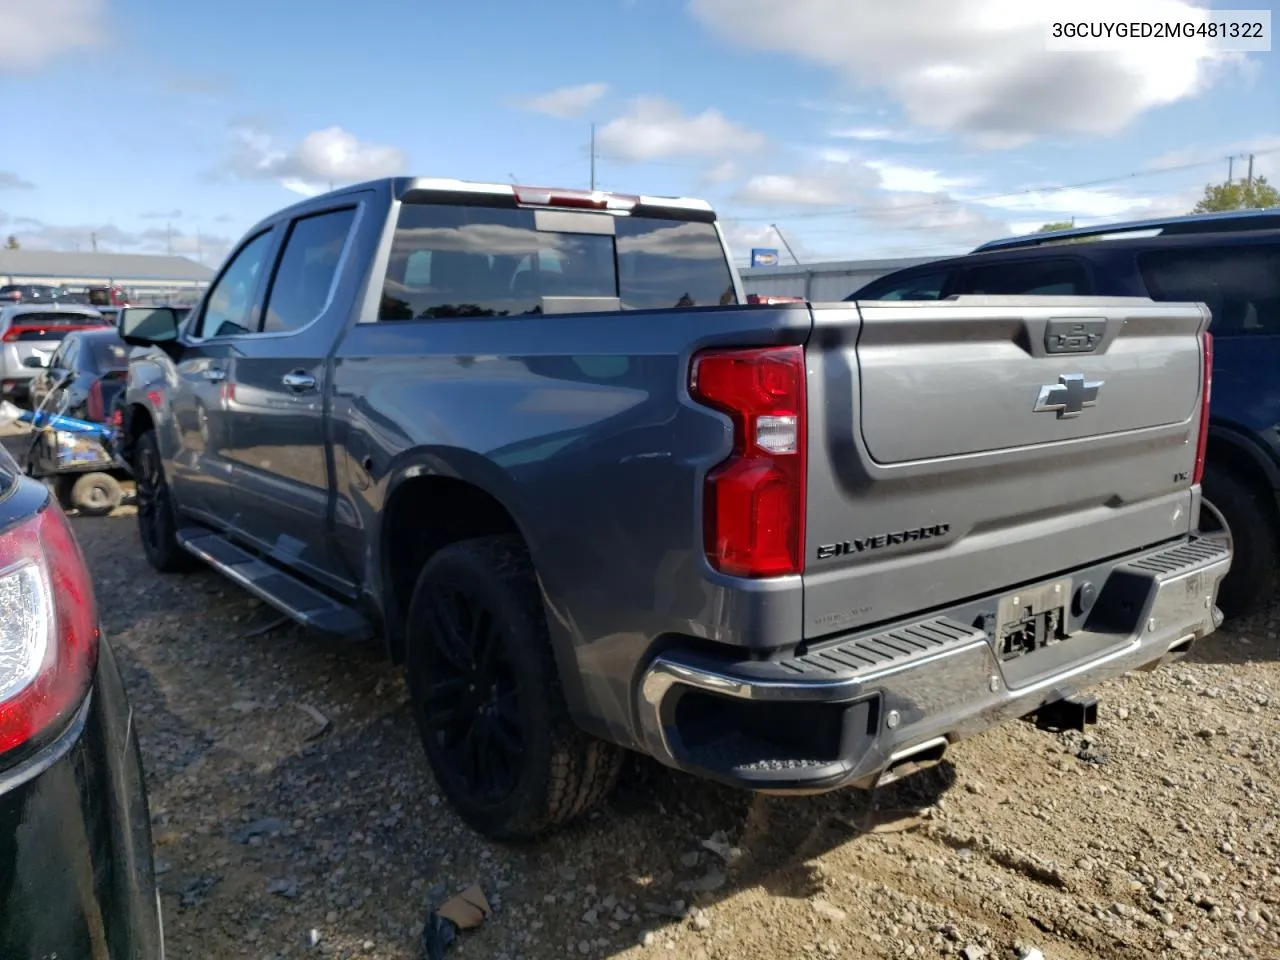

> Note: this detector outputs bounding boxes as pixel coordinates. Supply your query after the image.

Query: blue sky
[0,0,1276,267]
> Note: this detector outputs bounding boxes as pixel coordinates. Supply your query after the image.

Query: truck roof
[262,176,717,229]
[974,206,1280,252]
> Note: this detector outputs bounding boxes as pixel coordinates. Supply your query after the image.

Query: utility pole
[771,223,801,265]
[166,222,173,256]
[589,122,597,191]
[1228,156,1234,183]
[90,231,98,253]
[1247,153,1254,188]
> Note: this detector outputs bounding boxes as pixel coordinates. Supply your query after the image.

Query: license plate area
[993,579,1072,661]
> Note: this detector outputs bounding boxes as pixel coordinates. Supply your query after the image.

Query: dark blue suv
[848,209,1280,620]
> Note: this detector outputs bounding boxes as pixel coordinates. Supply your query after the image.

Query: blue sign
[750,248,780,267]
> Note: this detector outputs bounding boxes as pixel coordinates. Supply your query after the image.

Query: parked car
[848,209,1280,619]
[0,283,69,304]
[0,438,164,956]
[119,176,1227,841]
[27,326,131,420]
[0,304,111,405]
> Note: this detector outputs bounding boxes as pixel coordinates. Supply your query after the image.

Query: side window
[61,340,79,370]
[862,270,951,301]
[956,258,1090,295]
[1138,244,1280,337]
[48,342,67,370]
[261,207,357,334]
[196,230,275,339]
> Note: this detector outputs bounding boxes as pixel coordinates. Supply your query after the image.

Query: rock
[811,899,847,922]
[578,940,590,955]
[680,851,700,868]
[231,817,284,844]
[961,947,987,960]
[677,868,726,894]
[640,931,656,948]
[692,910,712,932]
[267,876,300,899]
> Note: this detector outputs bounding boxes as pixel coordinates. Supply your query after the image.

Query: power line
[723,148,1280,223]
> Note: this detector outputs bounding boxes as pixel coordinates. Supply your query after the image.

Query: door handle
[281,370,317,392]
[202,367,226,381]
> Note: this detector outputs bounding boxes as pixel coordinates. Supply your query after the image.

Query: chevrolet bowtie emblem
[1033,373,1103,419]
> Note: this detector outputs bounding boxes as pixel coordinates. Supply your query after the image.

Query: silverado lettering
[816,524,951,560]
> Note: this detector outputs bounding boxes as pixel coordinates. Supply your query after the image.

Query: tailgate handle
[1045,318,1106,355]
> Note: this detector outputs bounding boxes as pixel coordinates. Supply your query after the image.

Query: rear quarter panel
[330,303,812,746]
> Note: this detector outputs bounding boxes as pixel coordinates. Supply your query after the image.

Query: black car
[0,444,164,956]
[847,208,1280,619]
[27,326,131,420]
[0,283,69,304]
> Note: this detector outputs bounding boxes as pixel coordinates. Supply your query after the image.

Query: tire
[69,472,123,517]
[133,430,199,573]
[1201,462,1277,620]
[405,533,623,841]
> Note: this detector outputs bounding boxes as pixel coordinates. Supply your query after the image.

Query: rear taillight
[690,345,807,577]
[86,379,105,422]
[1193,331,1213,486]
[0,501,99,755]
[110,407,123,428]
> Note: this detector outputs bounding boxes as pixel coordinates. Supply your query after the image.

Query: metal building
[0,249,214,300]
[739,256,943,301]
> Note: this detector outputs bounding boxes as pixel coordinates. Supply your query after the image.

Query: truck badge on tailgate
[1033,373,1103,419]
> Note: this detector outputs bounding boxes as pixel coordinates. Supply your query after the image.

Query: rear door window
[1138,244,1280,337]
[260,207,358,334]
[379,203,736,321]
[955,258,1091,295]
[854,269,952,301]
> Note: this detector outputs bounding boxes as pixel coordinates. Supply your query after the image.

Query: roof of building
[0,249,215,283]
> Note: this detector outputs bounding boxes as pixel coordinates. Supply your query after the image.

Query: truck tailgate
[803,296,1209,640]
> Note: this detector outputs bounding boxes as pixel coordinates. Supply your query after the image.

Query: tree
[1191,175,1280,214]
[3,235,17,250]
[1037,221,1074,232]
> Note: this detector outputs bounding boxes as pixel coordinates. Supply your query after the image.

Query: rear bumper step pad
[636,536,1230,792]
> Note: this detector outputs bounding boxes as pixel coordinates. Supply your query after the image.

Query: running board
[177,528,373,642]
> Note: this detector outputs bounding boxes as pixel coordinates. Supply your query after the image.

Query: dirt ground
[70,508,1279,960]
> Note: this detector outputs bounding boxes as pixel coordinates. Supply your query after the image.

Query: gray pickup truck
[118,177,1229,840]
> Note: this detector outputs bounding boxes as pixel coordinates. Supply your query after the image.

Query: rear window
[88,339,129,371]
[1138,244,1280,337]
[379,203,736,321]
[955,258,1091,295]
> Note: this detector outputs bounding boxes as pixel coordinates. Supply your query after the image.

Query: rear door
[221,201,363,593]
[804,296,1208,639]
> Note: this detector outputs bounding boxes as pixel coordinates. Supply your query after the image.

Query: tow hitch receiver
[1033,695,1099,733]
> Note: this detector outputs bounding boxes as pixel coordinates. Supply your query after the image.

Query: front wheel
[405,534,623,841]
[1200,463,1277,620]
[133,430,198,573]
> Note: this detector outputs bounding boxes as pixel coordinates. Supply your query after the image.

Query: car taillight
[690,345,807,577]
[86,379,105,422]
[1193,331,1213,486]
[110,407,123,428]
[0,501,99,755]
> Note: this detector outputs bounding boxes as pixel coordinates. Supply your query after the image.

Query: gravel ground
[69,509,1279,960]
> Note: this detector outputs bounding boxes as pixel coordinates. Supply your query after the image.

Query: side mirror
[22,354,48,369]
[119,307,181,346]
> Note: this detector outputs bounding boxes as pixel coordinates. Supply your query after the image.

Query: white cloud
[867,161,975,193]
[700,160,739,186]
[735,174,856,207]
[597,97,765,162]
[975,185,1175,219]
[517,82,609,119]
[831,126,941,144]
[689,0,1243,147]
[0,0,104,71]
[223,125,407,192]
